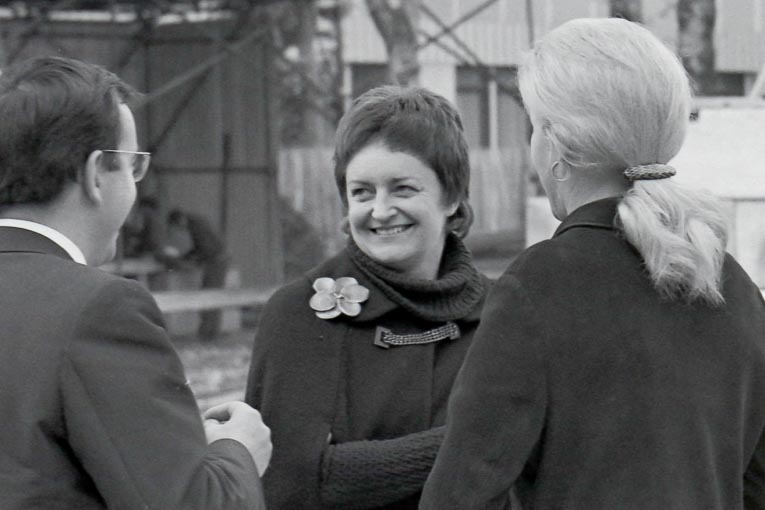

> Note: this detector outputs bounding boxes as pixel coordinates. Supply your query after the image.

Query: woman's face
[345,143,458,280]
[529,113,568,221]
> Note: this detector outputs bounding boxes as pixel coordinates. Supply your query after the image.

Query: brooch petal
[341,283,370,303]
[313,277,337,293]
[338,300,362,317]
[309,291,336,312]
[316,308,342,320]
[335,276,359,289]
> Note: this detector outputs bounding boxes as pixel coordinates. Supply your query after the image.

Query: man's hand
[203,401,272,477]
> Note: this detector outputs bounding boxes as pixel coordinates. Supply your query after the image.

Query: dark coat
[245,248,490,509]
[420,198,765,510]
[0,227,264,510]
[185,212,226,262]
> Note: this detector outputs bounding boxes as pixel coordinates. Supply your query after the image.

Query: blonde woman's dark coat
[421,198,765,510]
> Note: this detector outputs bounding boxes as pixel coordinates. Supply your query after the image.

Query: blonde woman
[421,18,765,509]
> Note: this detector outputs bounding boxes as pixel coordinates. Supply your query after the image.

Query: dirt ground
[174,326,256,411]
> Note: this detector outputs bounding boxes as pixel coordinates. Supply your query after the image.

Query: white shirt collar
[0,219,87,265]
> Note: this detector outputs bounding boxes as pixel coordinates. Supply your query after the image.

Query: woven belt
[374,322,461,349]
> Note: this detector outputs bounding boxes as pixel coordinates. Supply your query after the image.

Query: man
[122,196,165,259]
[0,56,270,509]
[166,208,230,339]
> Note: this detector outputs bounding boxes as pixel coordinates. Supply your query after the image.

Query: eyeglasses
[101,149,151,183]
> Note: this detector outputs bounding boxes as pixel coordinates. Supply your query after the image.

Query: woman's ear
[545,134,557,169]
[82,150,104,205]
[446,200,473,238]
[444,194,462,218]
[447,200,460,218]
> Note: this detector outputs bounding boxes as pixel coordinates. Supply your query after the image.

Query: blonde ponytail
[617,179,728,305]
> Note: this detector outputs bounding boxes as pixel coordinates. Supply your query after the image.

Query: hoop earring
[550,161,569,182]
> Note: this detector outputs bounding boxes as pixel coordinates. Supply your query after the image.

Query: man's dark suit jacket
[0,226,264,510]
[420,198,765,509]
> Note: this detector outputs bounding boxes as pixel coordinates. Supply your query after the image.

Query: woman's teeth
[373,225,409,235]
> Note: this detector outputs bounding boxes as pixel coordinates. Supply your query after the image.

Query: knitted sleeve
[319,426,445,509]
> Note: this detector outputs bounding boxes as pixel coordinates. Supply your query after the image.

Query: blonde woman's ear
[550,160,571,182]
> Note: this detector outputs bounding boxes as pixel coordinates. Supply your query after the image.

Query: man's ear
[82,150,104,205]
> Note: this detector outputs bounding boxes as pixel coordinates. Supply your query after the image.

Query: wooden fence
[277,146,530,256]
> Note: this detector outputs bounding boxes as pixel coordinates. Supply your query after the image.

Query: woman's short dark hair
[0,56,138,205]
[333,85,474,237]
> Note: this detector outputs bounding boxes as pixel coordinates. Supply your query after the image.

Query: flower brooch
[309,277,370,319]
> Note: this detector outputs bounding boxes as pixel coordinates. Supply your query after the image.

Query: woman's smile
[370,224,413,236]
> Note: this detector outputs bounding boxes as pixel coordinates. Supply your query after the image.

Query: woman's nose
[371,194,395,220]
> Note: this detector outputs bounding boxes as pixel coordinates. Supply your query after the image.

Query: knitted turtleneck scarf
[347,233,486,322]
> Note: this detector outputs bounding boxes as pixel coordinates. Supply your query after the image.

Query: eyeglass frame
[100,149,151,183]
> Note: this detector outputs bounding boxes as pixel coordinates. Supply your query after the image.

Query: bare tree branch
[365,0,420,86]
[677,0,715,94]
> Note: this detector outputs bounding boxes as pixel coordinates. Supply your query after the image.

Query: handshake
[203,401,273,477]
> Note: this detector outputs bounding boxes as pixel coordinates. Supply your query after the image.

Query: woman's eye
[350,188,373,200]
[395,185,417,196]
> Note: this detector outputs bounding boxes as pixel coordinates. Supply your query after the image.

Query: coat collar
[553,197,620,238]
[306,249,487,323]
[0,226,73,261]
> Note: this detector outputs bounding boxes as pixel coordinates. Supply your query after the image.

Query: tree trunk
[295,1,325,145]
[365,0,420,86]
[677,0,716,95]
[264,0,342,146]
[610,0,642,22]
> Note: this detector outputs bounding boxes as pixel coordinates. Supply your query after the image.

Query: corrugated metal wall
[143,21,283,287]
[715,0,765,73]
[641,0,765,74]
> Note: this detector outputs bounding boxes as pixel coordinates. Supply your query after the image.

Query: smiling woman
[245,86,492,510]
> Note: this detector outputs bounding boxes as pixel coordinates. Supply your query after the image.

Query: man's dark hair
[0,56,138,205]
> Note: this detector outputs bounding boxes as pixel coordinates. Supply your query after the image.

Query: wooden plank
[154,286,765,319]
[152,287,276,314]
[101,257,165,277]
